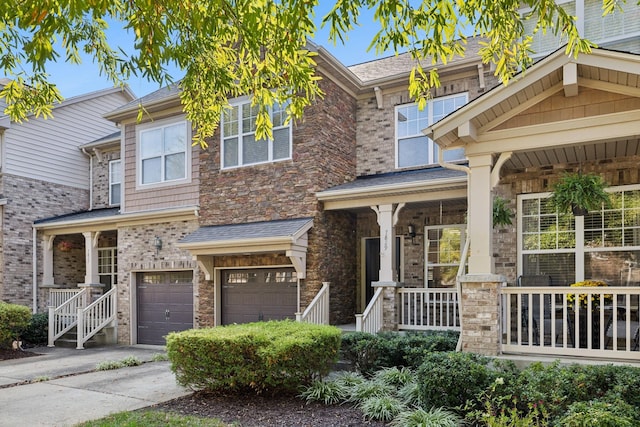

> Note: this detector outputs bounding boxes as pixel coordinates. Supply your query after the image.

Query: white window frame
[220,96,292,169]
[108,159,121,206]
[394,93,468,169]
[136,116,191,188]
[98,247,117,287]
[517,184,640,283]
[424,224,467,288]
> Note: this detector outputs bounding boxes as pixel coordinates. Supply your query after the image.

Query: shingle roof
[324,167,467,193]
[34,207,120,225]
[180,217,314,244]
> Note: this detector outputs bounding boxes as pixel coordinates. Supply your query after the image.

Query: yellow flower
[567,280,612,308]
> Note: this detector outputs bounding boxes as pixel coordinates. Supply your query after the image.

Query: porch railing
[76,287,117,349]
[296,282,330,325]
[502,286,640,360]
[48,288,84,308]
[48,288,88,347]
[356,287,384,334]
[398,288,460,331]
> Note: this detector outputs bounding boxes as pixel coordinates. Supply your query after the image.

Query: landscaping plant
[0,301,31,347]
[20,312,48,346]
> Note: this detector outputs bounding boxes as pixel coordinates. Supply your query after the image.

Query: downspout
[32,226,37,313]
[438,149,470,352]
[81,148,93,210]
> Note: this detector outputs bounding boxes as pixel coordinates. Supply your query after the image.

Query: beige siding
[495,88,640,130]
[3,89,131,189]
[122,122,199,213]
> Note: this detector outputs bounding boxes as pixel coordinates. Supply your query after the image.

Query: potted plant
[493,196,514,228]
[548,172,610,216]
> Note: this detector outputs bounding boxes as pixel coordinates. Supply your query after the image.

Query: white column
[83,231,99,284]
[467,154,494,274]
[42,235,54,286]
[372,203,404,283]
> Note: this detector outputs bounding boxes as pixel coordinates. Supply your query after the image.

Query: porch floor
[336,323,356,333]
[497,353,640,369]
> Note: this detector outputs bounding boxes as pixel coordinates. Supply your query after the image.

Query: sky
[41,5,388,100]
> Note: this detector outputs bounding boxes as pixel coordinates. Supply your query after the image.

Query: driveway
[0,346,190,426]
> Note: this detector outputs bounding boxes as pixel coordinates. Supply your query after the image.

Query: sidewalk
[0,345,191,426]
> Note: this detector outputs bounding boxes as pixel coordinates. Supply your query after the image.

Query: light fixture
[408,224,416,239]
[154,236,162,255]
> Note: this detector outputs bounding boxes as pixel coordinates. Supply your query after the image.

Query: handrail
[455,235,471,351]
[76,287,117,349]
[296,282,330,324]
[48,288,88,347]
[356,287,384,334]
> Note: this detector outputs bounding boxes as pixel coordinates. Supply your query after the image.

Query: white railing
[76,287,117,349]
[455,236,470,351]
[296,282,330,325]
[398,288,461,331]
[48,289,84,308]
[356,287,384,334]
[502,286,640,360]
[48,288,88,347]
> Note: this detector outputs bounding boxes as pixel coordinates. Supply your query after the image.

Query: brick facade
[197,75,358,325]
[459,275,504,356]
[91,146,120,209]
[1,173,88,306]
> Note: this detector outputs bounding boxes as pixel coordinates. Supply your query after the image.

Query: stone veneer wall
[2,174,88,307]
[116,219,199,344]
[494,156,640,285]
[197,75,358,325]
[91,147,120,209]
[355,72,500,176]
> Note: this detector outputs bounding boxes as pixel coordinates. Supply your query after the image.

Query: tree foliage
[0,0,629,145]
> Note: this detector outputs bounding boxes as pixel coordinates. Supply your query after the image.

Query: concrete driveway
[0,346,191,426]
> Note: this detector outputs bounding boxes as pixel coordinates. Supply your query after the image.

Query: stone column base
[459,274,505,356]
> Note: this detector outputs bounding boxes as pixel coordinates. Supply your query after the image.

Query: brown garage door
[137,271,194,345]
[222,268,297,325]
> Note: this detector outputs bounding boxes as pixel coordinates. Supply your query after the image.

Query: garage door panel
[137,272,194,345]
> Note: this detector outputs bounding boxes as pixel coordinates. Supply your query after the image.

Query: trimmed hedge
[166,320,341,394]
[0,302,31,347]
[21,312,48,345]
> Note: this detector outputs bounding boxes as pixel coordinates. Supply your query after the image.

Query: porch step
[54,327,110,349]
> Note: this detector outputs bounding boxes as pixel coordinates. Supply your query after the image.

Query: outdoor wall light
[154,236,162,255]
[407,224,416,238]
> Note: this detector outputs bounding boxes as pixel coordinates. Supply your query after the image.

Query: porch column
[459,274,505,356]
[42,235,54,286]
[83,231,99,284]
[371,203,404,283]
[467,154,494,274]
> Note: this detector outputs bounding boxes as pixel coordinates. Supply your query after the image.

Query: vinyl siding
[122,121,199,213]
[3,89,130,189]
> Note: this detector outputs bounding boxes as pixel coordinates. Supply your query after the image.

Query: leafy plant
[348,379,395,402]
[371,367,414,388]
[549,172,610,215]
[493,196,514,227]
[96,360,124,371]
[120,356,142,367]
[0,302,31,347]
[557,399,637,427]
[151,353,169,362]
[567,280,612,308]
[20,312,48,345]
[390,407,462,427]
[358,395,406,421]
[299,379,349,405]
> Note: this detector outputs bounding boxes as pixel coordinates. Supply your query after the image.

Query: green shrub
[358,395,406,421]
[0,302,31,347]
[557,399,638,427]
[299,379,349,405]
[416,351,497,411]
[166,320,341,394]
[389,407,461,427]
[21,312,48,345]
[340,331,458,375]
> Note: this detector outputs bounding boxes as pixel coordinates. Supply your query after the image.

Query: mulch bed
[0,347,40,361]
[154,391,388,427]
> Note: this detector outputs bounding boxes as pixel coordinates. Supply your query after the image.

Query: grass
[75,410,230,426]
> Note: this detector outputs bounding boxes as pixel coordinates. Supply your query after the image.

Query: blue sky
[43,5,388,100]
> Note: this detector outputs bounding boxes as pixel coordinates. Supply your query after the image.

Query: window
[518,185,640,286]
[98,247,117,291]
[425,225,466,287]
[395,94,467,168]
[138,119,188,185]
[109,160,121,205]
[221,99,291,168]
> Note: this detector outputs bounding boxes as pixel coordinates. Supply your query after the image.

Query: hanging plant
[493,196,514,228]
[57,240,74,252]
[548,172,610,216]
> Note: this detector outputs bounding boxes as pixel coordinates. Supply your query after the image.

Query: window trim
[394,93,468,169]
[136,116,191,189]
[108,159,121,206]
[517,183,640,283]
[220,97,293,170]
[424,224,467,288]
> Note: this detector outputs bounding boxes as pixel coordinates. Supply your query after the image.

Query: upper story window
[109,159,121,205]
[138,119,189,186]
[221,99,292,169]
[395,93,467,168]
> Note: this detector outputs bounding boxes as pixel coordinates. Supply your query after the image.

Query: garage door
[137,271,194,345]
[222,268,297,325]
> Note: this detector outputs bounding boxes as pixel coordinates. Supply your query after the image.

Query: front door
[363,237,401,307]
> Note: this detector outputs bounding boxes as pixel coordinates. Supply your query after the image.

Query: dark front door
[136,271,194,345]
[221,268,297,325]
[364,237,401,305]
